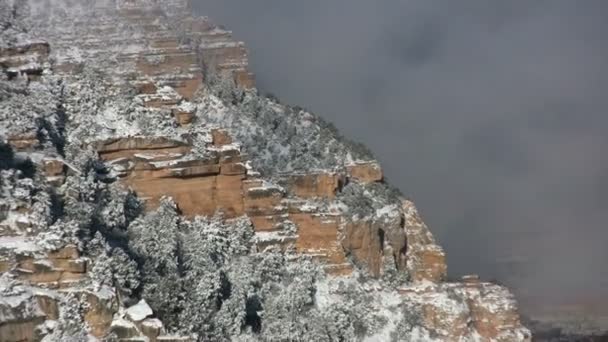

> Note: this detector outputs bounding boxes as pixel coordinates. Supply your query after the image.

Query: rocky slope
[0,0,531,341]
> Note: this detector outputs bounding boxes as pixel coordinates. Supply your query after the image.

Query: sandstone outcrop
[96,135,434,279]
[2,244,86,288]
[31,0,254,95]
[0,35,191,342]
[0,232,189,341]
[346,161,383,183]
[0,42,50,80]
[402,200,448,283]
[0,236,116,340]
[1,40,52,152]
[398,281,531,341]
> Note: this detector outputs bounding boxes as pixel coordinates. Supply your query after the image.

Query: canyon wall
[0,0,531,341]
[0,26,192,342]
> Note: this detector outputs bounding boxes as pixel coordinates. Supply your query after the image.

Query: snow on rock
[177,100,197,113]
[0,1,532,340]
[375,204,400,221]
[142,317,163,330]
[126,299,153,322]
[109,315,140,338]
[0,236,41,254]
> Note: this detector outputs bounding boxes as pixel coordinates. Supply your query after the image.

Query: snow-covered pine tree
[128,197,182,328]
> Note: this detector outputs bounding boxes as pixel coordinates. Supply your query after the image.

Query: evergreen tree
[128,197,182,327]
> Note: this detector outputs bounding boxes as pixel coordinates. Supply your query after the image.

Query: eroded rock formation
[0,19,191,342]
[0,0,531,341]
[96,135,407,277]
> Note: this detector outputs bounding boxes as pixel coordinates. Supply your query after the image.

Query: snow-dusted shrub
[61,152,141,241]
[63,67,139,145]
[36,104,68,155]
[0,167,54,234]
[0,144,37,184]
[339,181,403,221]
[133,107,179,137]
[87,232,140,299]
[254,252,327,340]
[322,279,391,340]
[41,293,89,342]
[381,248,411,288]
[88,232,140,297]
[62,171,100,222]
[64,144,98,172]
[0,72,64,154]
[109,247,140,296]
[196,91,374,175]
[0,0,31,48]
[89,242,113,290]
[92,186,142,240]
[390,302,425,342]
[338,182,376,219]
[0,142,15,169]
[36,219,79,251]
[203,60,245,105]
[321,302,358,340]
[174,215,255,338]
[126,202,384,341]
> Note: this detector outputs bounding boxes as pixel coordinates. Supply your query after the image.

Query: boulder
[80,289,118,338]
[346,161,383,183]
[126,299,153,322]
[140,318,164,341]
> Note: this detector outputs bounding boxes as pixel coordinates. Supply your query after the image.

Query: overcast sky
[193,0,608,315]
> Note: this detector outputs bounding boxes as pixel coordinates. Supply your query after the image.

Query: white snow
[246,180,285,194]
[209,142,241,153]
[177,101,196,112]
[142,317,164,330]
[0,236,41,254]
[95,285,116,301]
[255,231,296,243]
[298,203,318,213]
[375,204,400,219]
[126,299,153,322]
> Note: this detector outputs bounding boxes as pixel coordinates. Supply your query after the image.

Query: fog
[193,0,608,316]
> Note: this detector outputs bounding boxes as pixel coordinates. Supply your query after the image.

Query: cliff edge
[0,1,531,341]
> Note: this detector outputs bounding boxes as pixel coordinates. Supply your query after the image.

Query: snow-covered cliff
[0,1,531,341]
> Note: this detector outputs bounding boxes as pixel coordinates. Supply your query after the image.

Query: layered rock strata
[0,1,531,341]
[0,28,191,342]
[96,135,412,277]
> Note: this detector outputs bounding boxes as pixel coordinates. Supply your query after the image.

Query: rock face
[0,41,51,152]
[0,0,530,341]
[1,244,87,288]
[402,200,447,283]
[0,235,118,340]
[97,135,402,276]
[96,133,444,281]
[30,0,254,96]
[0,42,50,79]
[0,31,191,342]
[397,280,531,341]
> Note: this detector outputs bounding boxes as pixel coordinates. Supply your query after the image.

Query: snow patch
[126,299,153,322]
[0,236,41,254]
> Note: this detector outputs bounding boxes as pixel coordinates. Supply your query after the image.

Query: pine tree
[128,197,182,328]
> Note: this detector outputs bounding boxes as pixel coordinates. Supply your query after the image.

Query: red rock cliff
[0,1,531,341]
